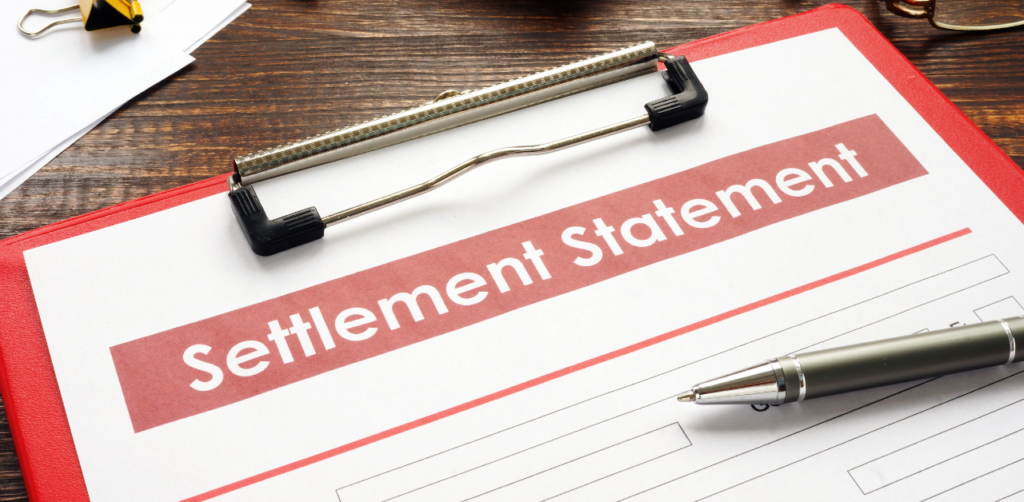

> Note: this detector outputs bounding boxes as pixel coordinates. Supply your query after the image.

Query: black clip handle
[645,56,709,131]
[229,184,326,256]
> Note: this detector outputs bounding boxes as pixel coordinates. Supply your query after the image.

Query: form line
[872,426,1024,495]
[849,394,1024,493]
[921,456,1024,501]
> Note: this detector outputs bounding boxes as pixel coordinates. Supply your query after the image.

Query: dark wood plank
[0,1,1021,498]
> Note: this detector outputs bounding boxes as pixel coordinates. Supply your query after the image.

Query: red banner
[111,115,926,432]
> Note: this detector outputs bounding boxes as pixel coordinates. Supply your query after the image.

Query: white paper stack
[0,0,252,200]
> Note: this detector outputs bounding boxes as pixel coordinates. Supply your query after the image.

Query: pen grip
[778,317,1024,402]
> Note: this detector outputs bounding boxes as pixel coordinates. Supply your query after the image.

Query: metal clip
[232,42,661,184]
[18,0,143,38]
[18,6,81,37]
[227,45,708,256]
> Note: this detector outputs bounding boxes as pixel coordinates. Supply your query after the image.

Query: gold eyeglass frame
[885,0,1024,31]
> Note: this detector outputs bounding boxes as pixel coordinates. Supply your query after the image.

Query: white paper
[183,2,249,55]
[0,0,249,200]
[0,0,193,177]
[24,29,1024,502]
[0,114,106,200]
[146,0,249,54]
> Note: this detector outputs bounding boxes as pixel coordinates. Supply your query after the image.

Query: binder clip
[18,0,143,38]
[228,43,708,256]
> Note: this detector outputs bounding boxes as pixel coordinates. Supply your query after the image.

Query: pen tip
[677,390,695,402]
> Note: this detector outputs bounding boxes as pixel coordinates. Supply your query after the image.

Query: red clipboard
[2,4,1022,501]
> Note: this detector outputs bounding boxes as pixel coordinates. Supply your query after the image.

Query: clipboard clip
[228,43,708,256]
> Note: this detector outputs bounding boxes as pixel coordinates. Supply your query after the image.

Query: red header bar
[111,115,926,432]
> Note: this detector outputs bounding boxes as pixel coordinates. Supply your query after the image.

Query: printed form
[23,28,1024,502]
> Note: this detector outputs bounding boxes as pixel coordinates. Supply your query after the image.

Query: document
[24,28,1024,502]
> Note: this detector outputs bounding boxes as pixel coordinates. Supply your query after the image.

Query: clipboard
[2,4,1023,501]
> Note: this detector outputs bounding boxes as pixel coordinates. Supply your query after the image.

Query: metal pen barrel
[680,316,1024,406]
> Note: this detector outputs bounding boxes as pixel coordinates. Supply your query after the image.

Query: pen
[677,316,1024,405]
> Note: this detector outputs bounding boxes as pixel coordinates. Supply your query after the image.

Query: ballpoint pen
[678,316,1024,405]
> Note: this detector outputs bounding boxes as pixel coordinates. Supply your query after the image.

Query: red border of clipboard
[1,4,1021,501]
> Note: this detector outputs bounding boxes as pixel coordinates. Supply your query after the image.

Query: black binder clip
[18,0,143,38]
[227,44,708,256]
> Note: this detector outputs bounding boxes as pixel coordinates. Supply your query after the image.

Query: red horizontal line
[183,227,972,502]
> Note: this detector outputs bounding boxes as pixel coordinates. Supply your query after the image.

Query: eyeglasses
[885,0,1024,31]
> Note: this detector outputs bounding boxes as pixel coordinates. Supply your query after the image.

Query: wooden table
[0,0,1021,498]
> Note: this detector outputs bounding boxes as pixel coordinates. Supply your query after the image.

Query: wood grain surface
[0,0,1022,499]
